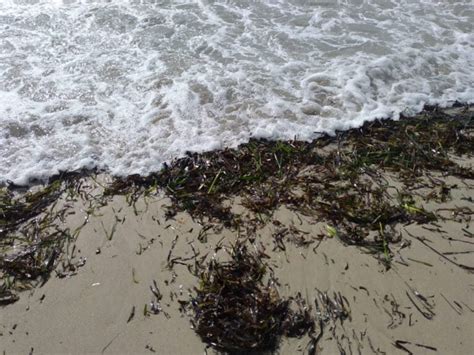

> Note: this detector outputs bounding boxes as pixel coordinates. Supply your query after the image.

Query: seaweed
[0,176,83,304]
[102,105,472,230]
[189,241,314,353]
[0,180,62,236]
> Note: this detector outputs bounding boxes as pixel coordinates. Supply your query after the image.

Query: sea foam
[0,0,473,184]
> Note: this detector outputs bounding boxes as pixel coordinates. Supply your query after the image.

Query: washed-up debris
[99,105,473,272]
[1,181,68,304]
[394,339,437,354]
[102,105,473,219]
[0,172,92,304]
[189,241,314,353]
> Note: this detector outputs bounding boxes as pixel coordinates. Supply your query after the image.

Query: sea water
[0,0,473,184]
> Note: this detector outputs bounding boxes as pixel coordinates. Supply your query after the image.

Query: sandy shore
[1,107,474,354]
[1,176,473,354]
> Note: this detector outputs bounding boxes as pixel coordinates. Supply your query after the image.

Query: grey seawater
[0,0,473,184]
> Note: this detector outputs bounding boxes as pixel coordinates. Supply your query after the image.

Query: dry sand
[1,168,474,355]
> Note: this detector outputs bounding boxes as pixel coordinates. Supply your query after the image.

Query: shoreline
[1,105,474,354]
[2,102,472,190]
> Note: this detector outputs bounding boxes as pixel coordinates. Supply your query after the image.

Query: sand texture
[1,175,473,354]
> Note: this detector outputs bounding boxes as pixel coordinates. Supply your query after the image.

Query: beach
[1,106,473,354]
[1,1,474,353]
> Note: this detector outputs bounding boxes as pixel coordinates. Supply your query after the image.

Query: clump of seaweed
[0,180,62,236]
[190,241,314,353]
[104,140,317,223]
[336,107,474,181]
[0,175,83,305]
[104,105,473,221]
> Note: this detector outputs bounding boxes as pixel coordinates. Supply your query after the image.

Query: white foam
[0,0,473,184]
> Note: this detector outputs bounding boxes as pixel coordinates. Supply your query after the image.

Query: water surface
[1,0,473,183]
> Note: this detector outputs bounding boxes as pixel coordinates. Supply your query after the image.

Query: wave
[0,0,473,184]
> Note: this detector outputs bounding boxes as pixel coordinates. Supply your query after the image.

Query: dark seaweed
[190,241,314,353]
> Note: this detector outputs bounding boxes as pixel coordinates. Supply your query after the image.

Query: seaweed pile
[104,105,473,267]
[104,105,473,216]
[189,241,314,353]
[0,175,86,304]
